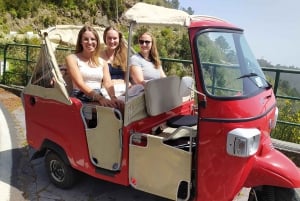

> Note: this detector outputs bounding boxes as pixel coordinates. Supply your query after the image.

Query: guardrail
[0,43,71,85]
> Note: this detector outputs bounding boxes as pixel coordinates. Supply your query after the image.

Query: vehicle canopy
[41,25,105,46]
[124,2,239,29]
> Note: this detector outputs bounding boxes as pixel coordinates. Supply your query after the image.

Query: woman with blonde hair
[129,32,166,85]
[100,26,128,79]
[100,26,128,97]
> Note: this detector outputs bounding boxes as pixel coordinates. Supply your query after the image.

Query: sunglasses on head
[139,40,151,45]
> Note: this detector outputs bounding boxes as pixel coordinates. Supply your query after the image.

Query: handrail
[0,43,71,85]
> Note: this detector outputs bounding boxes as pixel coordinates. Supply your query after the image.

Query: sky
[178,0,300,68]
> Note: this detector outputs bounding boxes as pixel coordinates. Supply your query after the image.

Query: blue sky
[179,0,300,68]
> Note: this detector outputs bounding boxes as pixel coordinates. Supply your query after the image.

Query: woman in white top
[65,25,123,110]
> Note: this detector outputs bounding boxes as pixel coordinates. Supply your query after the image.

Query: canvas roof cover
[124,2,190,26]
[40,3,191,46]
[40,25,105,47]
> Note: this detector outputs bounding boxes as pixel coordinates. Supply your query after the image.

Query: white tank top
[73,54,104,90]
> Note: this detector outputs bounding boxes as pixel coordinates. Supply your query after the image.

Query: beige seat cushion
[144,76,181,116]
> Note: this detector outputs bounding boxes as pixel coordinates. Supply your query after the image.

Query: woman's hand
[97,95,124,111]
[111,96,124,112]
[98,97,115,107]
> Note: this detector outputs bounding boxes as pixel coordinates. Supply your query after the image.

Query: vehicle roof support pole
[125,21,136,102]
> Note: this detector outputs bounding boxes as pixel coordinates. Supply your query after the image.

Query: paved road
[0,102,13,201]
[0,93,29,201]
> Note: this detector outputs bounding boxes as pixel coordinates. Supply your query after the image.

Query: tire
[248,185,300,201]
[45,151,78,189]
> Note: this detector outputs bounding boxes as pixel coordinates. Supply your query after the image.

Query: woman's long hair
[75,25,101,66]
[103,26,128,71]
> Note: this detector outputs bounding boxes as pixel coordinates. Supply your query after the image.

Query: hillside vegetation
[0,0,185,37]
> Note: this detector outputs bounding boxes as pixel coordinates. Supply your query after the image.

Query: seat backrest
[179,76,194,97]
[144,76,181,116]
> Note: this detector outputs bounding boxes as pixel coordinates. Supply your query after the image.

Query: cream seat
[144,75,197,127]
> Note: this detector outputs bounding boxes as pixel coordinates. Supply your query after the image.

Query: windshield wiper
[237,72,258,79]
[237,72,272,89]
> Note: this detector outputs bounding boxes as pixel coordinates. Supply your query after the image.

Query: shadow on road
[1,145,170,201]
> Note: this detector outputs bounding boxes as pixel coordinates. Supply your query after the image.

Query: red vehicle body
[22,3,300,201]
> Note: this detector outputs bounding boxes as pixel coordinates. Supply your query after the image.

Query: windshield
[196,30,269,98]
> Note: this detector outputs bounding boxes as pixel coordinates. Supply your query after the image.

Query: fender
[244,142,300,188]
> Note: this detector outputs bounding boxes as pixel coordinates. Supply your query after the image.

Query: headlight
[227,128,260,157]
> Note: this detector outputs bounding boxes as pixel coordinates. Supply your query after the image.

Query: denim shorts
[71,89,102,103]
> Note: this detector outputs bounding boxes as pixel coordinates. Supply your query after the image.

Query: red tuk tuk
[22,3,300,201]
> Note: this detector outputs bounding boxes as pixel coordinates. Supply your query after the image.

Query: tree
[170,0,179,9]
[272,99,300,143]
[215,36,230,53]
[182,6,194,15]
[257,58,273,67]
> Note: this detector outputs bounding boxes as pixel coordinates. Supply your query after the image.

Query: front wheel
[45,151,78,189]
[248,185,300,201]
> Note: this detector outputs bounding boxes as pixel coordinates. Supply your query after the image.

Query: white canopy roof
[40,25,105,47]
[124,2,191,27]
[40,3,195,47]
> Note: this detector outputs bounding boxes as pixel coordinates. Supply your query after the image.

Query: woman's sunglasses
[139,40,151,45]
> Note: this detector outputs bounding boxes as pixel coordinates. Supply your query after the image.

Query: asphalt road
[0,92,29,201]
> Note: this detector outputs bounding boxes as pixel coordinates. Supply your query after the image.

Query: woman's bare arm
[130,65,145,85]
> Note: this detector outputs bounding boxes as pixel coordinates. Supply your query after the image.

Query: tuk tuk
[22,3,300,201]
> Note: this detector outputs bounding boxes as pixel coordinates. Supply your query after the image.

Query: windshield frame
[194,28,269,100]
